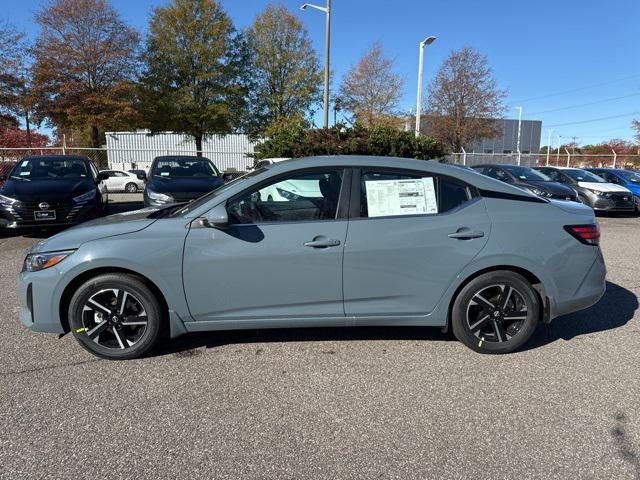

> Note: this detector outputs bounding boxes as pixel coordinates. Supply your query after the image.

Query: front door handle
[304,236,341,248]
[448,228,485,240]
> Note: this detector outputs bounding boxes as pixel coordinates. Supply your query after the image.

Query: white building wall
[105,131,257,172]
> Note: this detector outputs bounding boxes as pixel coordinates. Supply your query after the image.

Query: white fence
[0,146,256,173]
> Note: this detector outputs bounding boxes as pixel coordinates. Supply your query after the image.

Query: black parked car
[471,164,579,201]
[143,155,224,207]
[534,166,635,213]
[0,155,108,229]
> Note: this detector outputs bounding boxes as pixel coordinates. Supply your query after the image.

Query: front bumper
[1,200,101,228]
[590,193,635,212]
[19,266,67,334]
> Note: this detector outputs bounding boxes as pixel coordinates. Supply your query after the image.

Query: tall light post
[515,106,523,165]
[301,1,331,129]
[414,36,437,138]
[556,135,562,165]
[545,128,553,166]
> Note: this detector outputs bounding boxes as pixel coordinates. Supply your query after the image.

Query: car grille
[7,200,82,223]
[171,192,207,203]
[611,193,634,208]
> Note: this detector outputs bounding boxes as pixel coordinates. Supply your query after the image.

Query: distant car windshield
[169,168,267,217]
[618,170,640,183]
[501,165,551,181]
[10,158,89,181]
[151,157,220,178]
[563,169,606,183]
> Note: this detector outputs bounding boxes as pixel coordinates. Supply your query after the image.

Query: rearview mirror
[204,204,228,229]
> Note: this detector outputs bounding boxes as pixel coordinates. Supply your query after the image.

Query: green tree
[252,123,445,161]
[245,4,322,135]
[31,0,140,148]
[140,0,250,153]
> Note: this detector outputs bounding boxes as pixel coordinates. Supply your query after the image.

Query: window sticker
[365,177,438,217]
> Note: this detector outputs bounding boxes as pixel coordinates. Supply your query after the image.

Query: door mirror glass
[0,174,6,181]
[204,204,228,229]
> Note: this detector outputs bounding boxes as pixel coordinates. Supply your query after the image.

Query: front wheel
[451,271,540,354]
[68,273,164,360]
[125,182,138,193]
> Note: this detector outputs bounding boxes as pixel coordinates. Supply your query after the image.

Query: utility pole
[414,36,437,138]
[516,106,523,165]
[301,1,331,128]
[546,128,553,166]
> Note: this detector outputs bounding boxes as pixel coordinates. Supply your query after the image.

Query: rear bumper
[550,248,607,319]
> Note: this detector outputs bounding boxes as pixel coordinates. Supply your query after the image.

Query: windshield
[563,169,606,183]
[169,168,267,217]
[618,170,640,183]
[10,158,89,181]
[501,165,551,181]
[151,157,220,178]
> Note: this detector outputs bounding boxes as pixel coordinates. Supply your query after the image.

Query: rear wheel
[125,182,138,193]
[451,271,540,354]
[68,274,163,360]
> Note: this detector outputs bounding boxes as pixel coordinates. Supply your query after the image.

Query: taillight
[564,224,600,246]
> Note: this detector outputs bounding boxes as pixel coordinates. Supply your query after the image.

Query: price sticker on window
[365,177,438,217]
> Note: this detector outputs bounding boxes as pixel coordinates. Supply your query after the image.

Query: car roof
[264,155,541,196]
[152,155,212,162]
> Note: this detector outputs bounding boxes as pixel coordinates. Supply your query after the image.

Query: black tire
[451,271,540,354]
[68,273,164,360]
[125,182,138,193]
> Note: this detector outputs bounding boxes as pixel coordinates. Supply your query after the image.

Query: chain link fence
[446,152,640,169]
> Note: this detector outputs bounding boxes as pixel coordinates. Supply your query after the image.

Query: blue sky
[5,0,640,145]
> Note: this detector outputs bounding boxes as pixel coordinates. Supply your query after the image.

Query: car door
[182,168,350,323]
[343,168,491,320]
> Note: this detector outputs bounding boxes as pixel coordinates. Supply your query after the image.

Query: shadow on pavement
[526,281,637,350]
[154,281,636,357]
[611,412,640,479]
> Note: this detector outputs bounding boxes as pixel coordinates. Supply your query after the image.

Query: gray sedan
[18,156,606,359]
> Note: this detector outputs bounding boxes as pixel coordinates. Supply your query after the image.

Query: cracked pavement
[1,200,639,479]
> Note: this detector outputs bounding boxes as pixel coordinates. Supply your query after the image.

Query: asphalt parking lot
[1,196,639,479]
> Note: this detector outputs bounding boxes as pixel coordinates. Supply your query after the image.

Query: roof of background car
[152,155,213,162]
[20,155,90,162]
[263,156,540,197]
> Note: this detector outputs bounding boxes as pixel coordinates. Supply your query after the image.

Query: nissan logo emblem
[38,202,50,210]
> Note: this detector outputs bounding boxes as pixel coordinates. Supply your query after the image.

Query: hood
[520,180,575,196]
[29,207,165,253]
[1,178,95,202]
[147,176,224,195]
[577,181,631,193]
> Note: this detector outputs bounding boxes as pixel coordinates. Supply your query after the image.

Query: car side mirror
[96,172,110,182]
[0,174,6,181]
[203,204,228,229]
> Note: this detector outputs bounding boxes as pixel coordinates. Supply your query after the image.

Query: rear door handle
[304,236,341,248]
[448,228,484,240]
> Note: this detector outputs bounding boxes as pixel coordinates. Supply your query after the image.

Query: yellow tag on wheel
[75,327,87,333]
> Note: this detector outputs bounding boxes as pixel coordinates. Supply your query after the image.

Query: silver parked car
[18,156,606,359]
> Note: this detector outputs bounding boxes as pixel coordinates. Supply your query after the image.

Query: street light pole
[546,128,553,166]
[414,36,436,138]
[301,1,331,129]
[516,106,523,165]
[556,135,561,165]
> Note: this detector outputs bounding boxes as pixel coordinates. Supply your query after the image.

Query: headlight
[147,189,173,203]
[22,250,75,272]
[0,193,21,206]
[73,190,96,203]
[276,187,301,201]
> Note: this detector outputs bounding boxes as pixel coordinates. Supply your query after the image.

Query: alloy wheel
[81,288,148,350]
[126,183,138,193]
[465,284,528,343]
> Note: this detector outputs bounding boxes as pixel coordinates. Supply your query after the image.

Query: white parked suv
[100,170,146,193]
